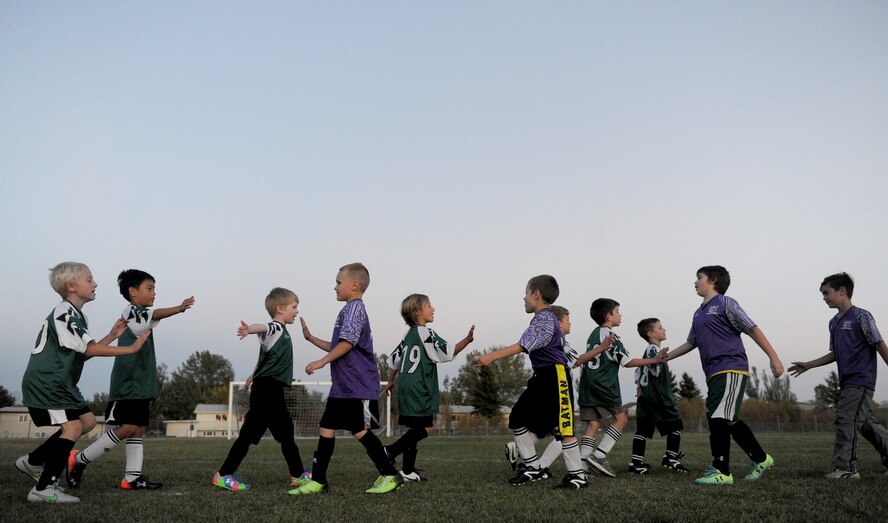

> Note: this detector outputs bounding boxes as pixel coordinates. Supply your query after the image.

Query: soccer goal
[226,380,392,440]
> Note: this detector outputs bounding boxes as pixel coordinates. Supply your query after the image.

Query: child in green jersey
[383,294,474,482]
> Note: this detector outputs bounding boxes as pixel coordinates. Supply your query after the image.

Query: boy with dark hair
[16,262,150,503]
[575,298,665,478]
[666,265,783,485]
[476,275,589,489]
[213,287,308,491]
[68,269,193,490]
[292,263,402,495]
[789,272,888,479]
[630,318,689,474]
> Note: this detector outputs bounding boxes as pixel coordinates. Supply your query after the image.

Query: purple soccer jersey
[687,295,756,378]
[518,308,567,371]
[329,299,380,399]
[829,306,884,390]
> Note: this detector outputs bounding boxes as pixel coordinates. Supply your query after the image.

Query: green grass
[3,433,888,522]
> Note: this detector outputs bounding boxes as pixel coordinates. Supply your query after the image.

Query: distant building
[0,406,106,439]
[164,404,233,438]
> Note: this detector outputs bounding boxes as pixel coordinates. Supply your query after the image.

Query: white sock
[580,436,597,459]
[538,439,562,469]
[79,430,121,464]
[512,428,539,468]
[561,439,585,476]
[593,426,622,459]
[124,438,144,482]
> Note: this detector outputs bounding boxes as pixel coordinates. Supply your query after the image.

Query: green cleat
[213,472,251,491]
[288,479,329,495]
[694,468,733,485]
[365,474,402,494]
[745,453,774,481]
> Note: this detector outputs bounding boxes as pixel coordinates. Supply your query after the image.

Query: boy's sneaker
[399,470,429,482]
[745,453,774,481]
[509,466,546,485]
[628,462,652,475]
[365,474,402,494]
[553,473,588,489]
[15,455,43,484]
[27,484,79,503]
[120,475,163,490]
[213,472,251,491]
[66,450,87,488]
[663,456,691,474]
[289,469,312,489]
[824,469,860,480]
[504,442,519,470]
[586,456,616,478]
[288,479,329,495]
[694,468,733,485]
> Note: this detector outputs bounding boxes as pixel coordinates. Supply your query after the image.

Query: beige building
[164,404,234,438]
[0,406,106,439]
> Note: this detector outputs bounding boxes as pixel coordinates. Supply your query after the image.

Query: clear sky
[2,2,887,406]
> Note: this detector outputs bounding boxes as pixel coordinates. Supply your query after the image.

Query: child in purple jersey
[476,275,588,489]
[789,272,888,479]
[666,265,783,485]
[291,263,401,496]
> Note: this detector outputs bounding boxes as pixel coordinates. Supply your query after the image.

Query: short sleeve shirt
[578,326,630,407]
[518,308,567,371]
[253,321,294,385]
[687,294,754,377]
[389,326,456,416]
[329,299,380,399]
[109,305,161,401]
[829,306,884,390]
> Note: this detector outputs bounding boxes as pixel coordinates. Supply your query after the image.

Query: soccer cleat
[824,469,860,480]
[694,468,733,485]
[628,462,652,475]
[15,455,43,484]
[66,450,87,489]
[553,473,588,489]
[213,472,251,491]
[663,456,691,474]
[120,475,163,490]
[504,442,519,470]
[509,466,546,485]
[586,456,616,478]
[289,469,313,489]
[365,474,402,494]
[288,479,329,495]
[27,484,80,503]
[744,453,774,481]
[399,470,429,482]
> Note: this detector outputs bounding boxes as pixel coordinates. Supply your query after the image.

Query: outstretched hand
[788,362,807,377]
[180,296,196,312]
[131,330,151,352]
[474,353,494,367]
[306,359,325,375]
[236,321,250,339]
[300,317,312,340]
[108,317,130,339]
[465,325,475,343]
[656,346,669,363]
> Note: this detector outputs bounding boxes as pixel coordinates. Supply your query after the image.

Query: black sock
[359,431,397,476]
[29,429,62,466]
[280,438,304,478]
[312,436,335,485]
[665,431,682,459]
[218,433,252,477]
[403,447,418,474]
[387,428,428,458]
[631,434,647,466]
[708,418,731,475]
[36,437,74,491]
[729,420,767,464]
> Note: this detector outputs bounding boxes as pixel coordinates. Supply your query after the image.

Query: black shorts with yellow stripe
[509,363,575,440]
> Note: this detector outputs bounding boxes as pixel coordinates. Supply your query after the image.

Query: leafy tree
[0,385,15,407]
[678,373,701,400]
[160,351,235,420]
[451,346,531,419]
[149,363,170,432]
[86,392,109,414]
[756,367,797,403]
[440,376,464,406]
[747,367,761,400]
[814,371,841,410]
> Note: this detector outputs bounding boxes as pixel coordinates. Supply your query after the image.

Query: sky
[2,1,887,406]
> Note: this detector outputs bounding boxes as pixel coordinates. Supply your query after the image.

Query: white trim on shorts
[711,372,744,420]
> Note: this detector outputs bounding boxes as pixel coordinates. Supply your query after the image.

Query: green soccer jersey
[636,343,678,418]
[22,301,94,410]
[252,321,294,385]
[388,326,456,417]
[109,305,160,401]
[578,326,629,408]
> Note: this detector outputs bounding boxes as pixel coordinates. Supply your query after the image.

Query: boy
[476,275,588,489]
[789,272,888,479]
[213,287,308,491]
[16,262,149,503]
[68,269,194,490]
[630,318,689,474]
[666,265,783,485]
[291,263,401,495]
[384,294,475,481]
[575,298,665,478]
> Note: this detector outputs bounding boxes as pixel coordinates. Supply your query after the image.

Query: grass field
[3,432,888,522]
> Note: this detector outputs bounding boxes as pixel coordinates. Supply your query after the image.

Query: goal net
[226,380,392,440]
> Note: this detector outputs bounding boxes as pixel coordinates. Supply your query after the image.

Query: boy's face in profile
[606,306,622,327]
[558,314,571,335]
[334,270,359,302]
[129,279,157,308]
[694,273,716,297]
[648,321,667,343]
[70,267,98,304]
[278,299,299,324]
[417,300,435,325]
[820,285,845,310]
[523,286,542,313]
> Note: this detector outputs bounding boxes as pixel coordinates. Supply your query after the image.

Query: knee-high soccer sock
[359,431,398,476]
[593,426,622,459]
[387,428,428,458]
[124,438,144,482]
[538,438,562,469]
[708,418,731,475]
[580,435,597,460]
[665,431,682,461]
[36,437,75,491]
[28,429,62,466]
[311,436,335,485]
[729,420,767,464]
[561,439,585,477]
[402,447,419,474]
[78,430,122,465]
[631,434,648,466]
[280,437,305,478]
[512,427,540,469]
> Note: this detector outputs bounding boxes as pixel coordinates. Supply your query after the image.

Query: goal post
[227,380,392,440]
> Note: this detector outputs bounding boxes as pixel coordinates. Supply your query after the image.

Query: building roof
[0,406,29,413]
[193,404,228,414]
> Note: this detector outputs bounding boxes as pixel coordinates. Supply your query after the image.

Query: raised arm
[788,352,835,377]
[305,340,353,374]
[453,325,476,357]
[474,344,523,366]
[747,326,784,377]
[664,342,696,362]
[95,317,130,346]
[237,321,268,339]
[574,333,615,368]
[85,330,150,357]
[152,296,195,321]
[300,317,331,351]
[625,347,670,368]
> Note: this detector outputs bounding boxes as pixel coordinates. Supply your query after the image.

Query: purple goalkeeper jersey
[518,308,567,371]
[687,294,756,378]
[829,306,884,390]
[329,299,380,399]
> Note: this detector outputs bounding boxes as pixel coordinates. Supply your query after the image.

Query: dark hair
[637,318,660,342]
[698,265,731,294]
[550,305,569,321]
[590,298,620,325]
[118,269,155,301]
[400,293,429,326]
[527,275,559,305]
[821,272,854,299]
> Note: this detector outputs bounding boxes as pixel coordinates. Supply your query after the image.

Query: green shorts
[705,372,748,421]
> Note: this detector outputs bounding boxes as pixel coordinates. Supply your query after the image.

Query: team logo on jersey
[58,307,86,338]
[707,305,720,315]
[841,320,853,330]
[127,307,150,324]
